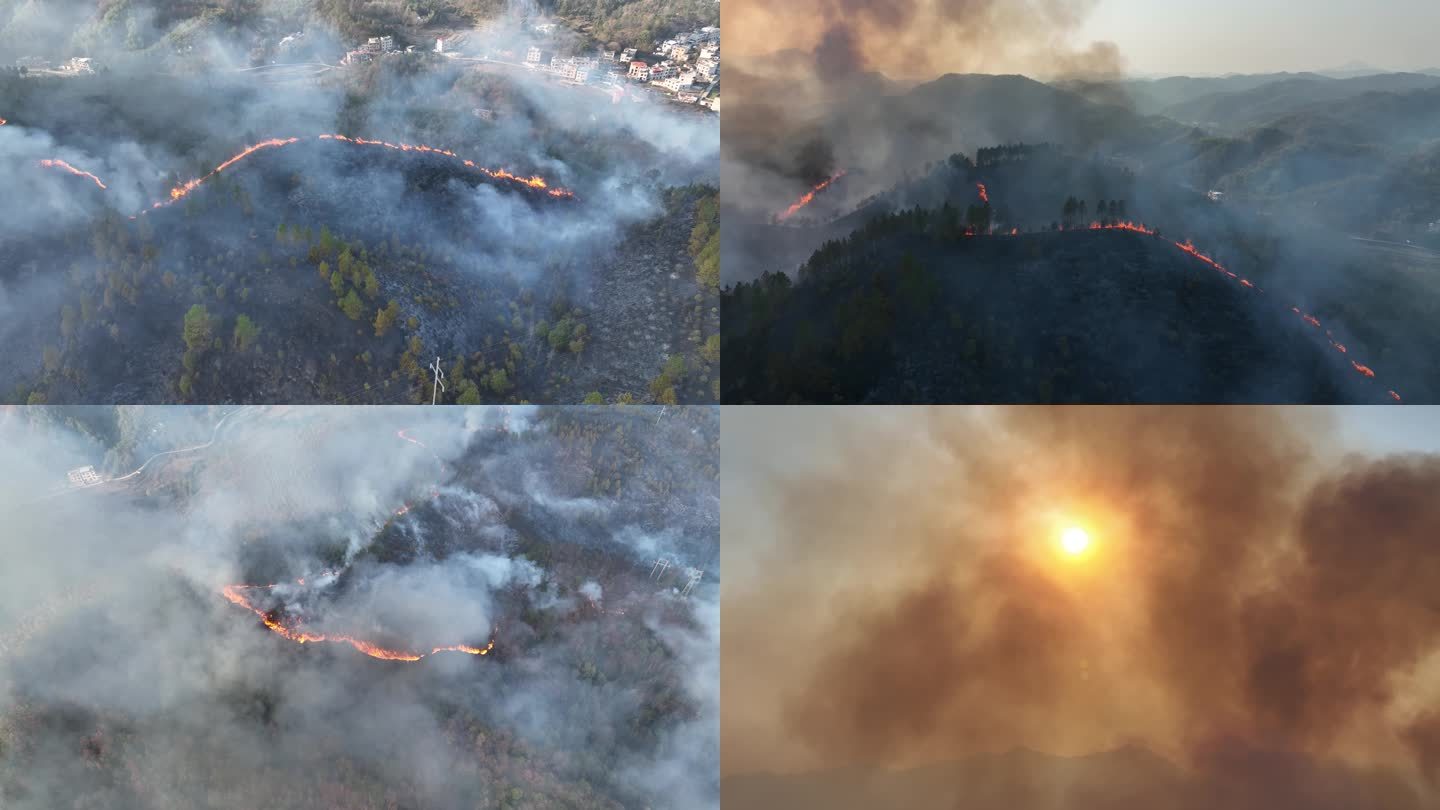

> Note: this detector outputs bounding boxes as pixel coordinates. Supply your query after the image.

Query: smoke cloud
[0,404,719,809]
[722,406,1440,805]
[726,0,1123,81]
[720,0,1125,262]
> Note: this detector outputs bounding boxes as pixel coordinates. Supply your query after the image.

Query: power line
[429,356,447,405]
[680,567,703,597]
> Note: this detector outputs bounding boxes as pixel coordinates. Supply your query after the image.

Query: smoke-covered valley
[0,404,719,809]
[720,1,1440,403]
[0,0,720,405]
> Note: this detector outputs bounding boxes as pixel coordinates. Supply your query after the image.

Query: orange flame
[39,159,107,189]
[160,138,302,207]
[151,135,574,212]
[1090,221,1156,235]
[777,171,847,222]
[976,183,989,204]
[319,134,573,197]
[222,583,494,662]
[1170,239,1396,394]
[220,427,502,662]
[1074,223,1399,398]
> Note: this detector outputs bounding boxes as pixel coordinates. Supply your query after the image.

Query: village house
[363,36,395,54]
[628,61,651,81]
[67,466,102,487]
[657,71,696,92]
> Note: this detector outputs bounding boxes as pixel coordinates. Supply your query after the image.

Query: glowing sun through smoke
[1060,526,1091,556]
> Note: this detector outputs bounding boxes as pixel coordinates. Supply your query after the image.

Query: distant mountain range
[729,68,1440,237]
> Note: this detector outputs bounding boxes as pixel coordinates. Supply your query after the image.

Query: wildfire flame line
[221,427,496,662]
[1080,222,1400,400]
[221,584,494,661]
[777,171,847,222]
[151,134,574,212]
[316,134,572,198]
[38,159,107,189]
[959,200,1404,400]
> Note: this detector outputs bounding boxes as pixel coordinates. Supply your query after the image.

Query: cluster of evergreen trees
[1060,197,1128,228]
[975,142,1060,167]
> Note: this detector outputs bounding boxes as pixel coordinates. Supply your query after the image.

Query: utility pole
[680,567,703,597]
[649,557,671,581]
[429,357,446,405]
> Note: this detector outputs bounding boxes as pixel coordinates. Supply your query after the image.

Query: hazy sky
[723,406,1440,789]
[1079,0,1440,76]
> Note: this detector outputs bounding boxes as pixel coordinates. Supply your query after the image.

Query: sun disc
[1060,526,1090,556]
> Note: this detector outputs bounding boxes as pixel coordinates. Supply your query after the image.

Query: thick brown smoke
[722,407,1440,797]
[726,0,1123,80]
[721,0,1126,229]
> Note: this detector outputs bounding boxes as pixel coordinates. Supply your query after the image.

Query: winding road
[109,407,247,483]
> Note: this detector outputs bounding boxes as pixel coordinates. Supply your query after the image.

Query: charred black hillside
[722,220,1397,404]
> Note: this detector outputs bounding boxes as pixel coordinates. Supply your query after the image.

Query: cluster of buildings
[341,35,397,65]
[526,48,622,86]
[325,19,720,111]
[66,466,103,488]
[522,25,719,109]
[628,27,719,107]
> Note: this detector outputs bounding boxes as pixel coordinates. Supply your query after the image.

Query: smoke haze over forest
[1,0,720,404]
[0,405,719,809]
